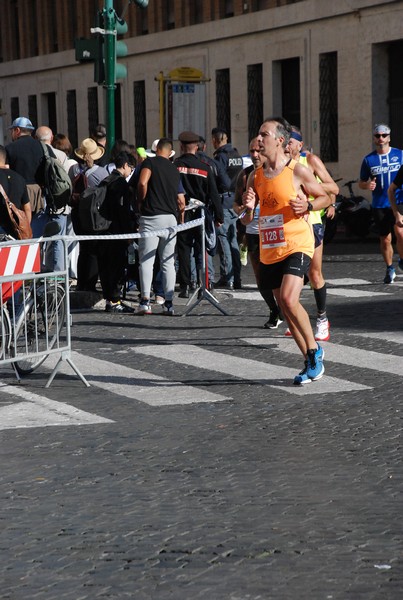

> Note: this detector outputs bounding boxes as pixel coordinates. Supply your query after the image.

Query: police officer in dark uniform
[174,131,223,298]
[212,127,243,289]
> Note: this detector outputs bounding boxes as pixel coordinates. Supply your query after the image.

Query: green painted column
[103,0,116,153]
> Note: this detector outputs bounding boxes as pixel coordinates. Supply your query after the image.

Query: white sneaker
[137,300,152,315]
[155,295,165,305]
[315,318,330,342]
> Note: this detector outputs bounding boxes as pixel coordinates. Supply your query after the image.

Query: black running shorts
[259,252,312,290]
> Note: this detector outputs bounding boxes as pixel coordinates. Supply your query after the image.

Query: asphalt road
[1,237,402,600]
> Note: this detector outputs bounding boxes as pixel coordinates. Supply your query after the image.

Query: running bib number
[259,214,286,248]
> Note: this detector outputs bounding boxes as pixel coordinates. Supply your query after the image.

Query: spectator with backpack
[34,126,73,271]
[69,138,109,292]
[84,151,135,313]
[52,133,79,279]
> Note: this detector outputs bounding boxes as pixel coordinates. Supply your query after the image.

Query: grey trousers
[138,214,177,302]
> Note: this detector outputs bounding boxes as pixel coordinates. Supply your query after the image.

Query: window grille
[28,95,38,129]
[388,41,403,150]
[10,97,19,122]
[281,57,300,127]
[66,90,78,151]
[247,63,263,139]
[46,92,57,134]
[87,87,99,136]
[215,69,231,139]
[319,52,338,162]
[133,80,147,147]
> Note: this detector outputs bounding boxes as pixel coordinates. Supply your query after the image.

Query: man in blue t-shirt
[359,123,403,283]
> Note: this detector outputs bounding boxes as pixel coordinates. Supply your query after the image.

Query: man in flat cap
[359,123,403,283]
[174,131,223,297]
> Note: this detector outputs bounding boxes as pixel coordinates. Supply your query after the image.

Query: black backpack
[78,176,115,234]
[41,143,72,213]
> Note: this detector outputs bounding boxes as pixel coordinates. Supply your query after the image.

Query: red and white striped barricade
[0,242,41,301]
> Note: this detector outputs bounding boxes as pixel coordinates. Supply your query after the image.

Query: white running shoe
[315,318,330,342]
[137,300,152,315]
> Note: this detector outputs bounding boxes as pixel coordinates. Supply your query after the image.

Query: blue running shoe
[306,344,325,381]
[315,343,325,362]
[384,266,396,284]
[398,258,403,272]
[293,361,311,386]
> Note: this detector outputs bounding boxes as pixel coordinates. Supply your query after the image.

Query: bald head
[35,126,53,143]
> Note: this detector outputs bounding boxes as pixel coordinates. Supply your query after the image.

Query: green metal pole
[103,0,116,154]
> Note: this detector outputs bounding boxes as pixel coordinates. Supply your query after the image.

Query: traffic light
[114,16,128,81]
[93,11,105,85]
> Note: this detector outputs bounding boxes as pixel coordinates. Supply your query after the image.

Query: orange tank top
[254,159,314,264]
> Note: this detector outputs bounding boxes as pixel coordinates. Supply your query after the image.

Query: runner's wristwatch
[306,201,314,211]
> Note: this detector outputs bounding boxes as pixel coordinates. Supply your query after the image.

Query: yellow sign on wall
[168,67,204,82]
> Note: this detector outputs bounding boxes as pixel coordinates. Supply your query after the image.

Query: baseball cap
[9,117,35,130]
[178,131,200,143]
[373,123,391,135]
[92,124,107,140]
[136,147,147,159]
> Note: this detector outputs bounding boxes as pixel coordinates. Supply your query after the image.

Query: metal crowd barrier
[0,204,225,388]
[0,235,89,388]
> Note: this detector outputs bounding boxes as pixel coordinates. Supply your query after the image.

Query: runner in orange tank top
[240,117,331,385]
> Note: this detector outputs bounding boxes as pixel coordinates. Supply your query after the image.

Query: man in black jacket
[0,144,31,236]
[174,131,223,298]
[6,117,44,222]
[212,127,243,289]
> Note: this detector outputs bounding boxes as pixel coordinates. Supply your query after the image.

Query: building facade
[0,0,402,184]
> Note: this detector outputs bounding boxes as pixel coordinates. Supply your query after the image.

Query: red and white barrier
[0,243,41,302]
[0,243,40,277]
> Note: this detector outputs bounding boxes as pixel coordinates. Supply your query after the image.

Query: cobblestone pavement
[1,238,403,599]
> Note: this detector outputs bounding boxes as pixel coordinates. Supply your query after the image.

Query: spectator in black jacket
[0,144,31,236]
[174,131,223,298]
[97,152,136,313]
[212,127,243,289]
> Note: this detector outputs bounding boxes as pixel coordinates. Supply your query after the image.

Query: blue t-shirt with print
[359,147,403,208]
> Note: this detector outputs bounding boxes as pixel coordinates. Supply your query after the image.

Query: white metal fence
[0,236,88,388]
[0,206,219,387]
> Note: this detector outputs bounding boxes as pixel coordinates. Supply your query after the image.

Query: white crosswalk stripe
[327,288,389,298]
[243,337,403,377]
[355,331,403,344]
[226,278,392,300]
[130,344,370,396]
[43,352,231,406]
[0,383,113,430]
[2,320,402,430]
